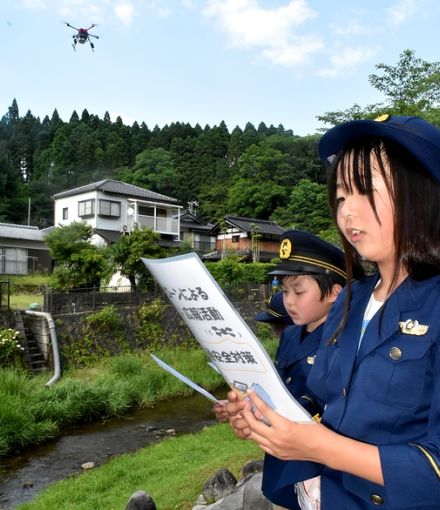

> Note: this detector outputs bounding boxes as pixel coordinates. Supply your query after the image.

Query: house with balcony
[53,179,182,247]
[204,215,285,262]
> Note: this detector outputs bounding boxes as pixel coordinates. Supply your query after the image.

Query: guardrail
[0,280,10,309]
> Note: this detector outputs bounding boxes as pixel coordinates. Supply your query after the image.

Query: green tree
[120,147,176,196]
[227,179,287,219]
[3,98,19,128]
[318,49,440,127]
[45,222,107,289]
[107,226,165,288]
[226,144,291,217]
[271,179,332,234]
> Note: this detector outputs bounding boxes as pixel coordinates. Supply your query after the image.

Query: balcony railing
[192,240,217,253]
[135,214,179,236]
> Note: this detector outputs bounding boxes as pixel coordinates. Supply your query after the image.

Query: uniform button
[274,360,278,367]
[370,494,384,505]
[285,376,292,384]
[342,387,346,397]
[389,346,402,360]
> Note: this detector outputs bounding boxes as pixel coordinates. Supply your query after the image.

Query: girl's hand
[226,390,252,440]
[241,391,385,485]
[242,390,325,462]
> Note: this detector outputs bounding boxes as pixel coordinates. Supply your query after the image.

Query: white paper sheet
[142,253,311,422]
[150,353,220,404]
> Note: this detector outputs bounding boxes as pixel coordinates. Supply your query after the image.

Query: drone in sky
[64,22,99,52]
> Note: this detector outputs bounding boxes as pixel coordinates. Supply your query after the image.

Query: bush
[0,328,25,368]
[205,259,276,285]
[8,274,50,294]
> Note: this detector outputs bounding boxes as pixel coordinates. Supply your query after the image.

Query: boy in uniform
[228,229,349,509]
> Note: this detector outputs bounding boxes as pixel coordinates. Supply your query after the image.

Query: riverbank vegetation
[18,423,262,510]
[0,334,277,457]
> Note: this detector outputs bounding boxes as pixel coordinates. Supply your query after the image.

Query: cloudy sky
[1,0,438,135]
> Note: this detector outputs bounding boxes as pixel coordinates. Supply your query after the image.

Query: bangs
[329,137,392,222]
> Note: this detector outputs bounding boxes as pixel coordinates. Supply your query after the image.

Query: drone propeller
[88,33,99,39]
[64,21,78,31]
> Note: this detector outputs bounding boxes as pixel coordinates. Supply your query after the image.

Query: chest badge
[307,355,315,365]
[399,319,429,336]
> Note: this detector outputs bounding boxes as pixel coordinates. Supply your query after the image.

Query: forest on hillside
[2,50,440,234]
[0,98,325,230]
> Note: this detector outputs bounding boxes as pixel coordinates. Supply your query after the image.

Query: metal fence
[0,280,10,309]
[43,283,271,315]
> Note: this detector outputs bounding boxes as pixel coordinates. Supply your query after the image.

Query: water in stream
[0,392,224,509]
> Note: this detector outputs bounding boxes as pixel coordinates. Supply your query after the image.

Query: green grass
[3,273,48,309]
[9,293,43,310]
[0,338,278,456]
[17,423,262,510]
[0,303,278,509]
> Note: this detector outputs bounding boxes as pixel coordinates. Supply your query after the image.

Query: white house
[53,179,182,246]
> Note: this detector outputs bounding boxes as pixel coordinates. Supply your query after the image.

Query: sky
[1,0,439,136]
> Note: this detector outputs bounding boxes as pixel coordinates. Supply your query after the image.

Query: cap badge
[374,113,391,123]
[399,319,429,336]
[280,239,292,259]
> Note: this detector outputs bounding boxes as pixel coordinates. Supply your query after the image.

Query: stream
[0,392,225,509]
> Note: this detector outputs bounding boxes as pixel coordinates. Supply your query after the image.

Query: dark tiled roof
[177,210,214,233]
[179,210,208,224]
[0,222,47,242]
[53,179,179,204]
[93,229,122,244]
[224,215,284,236]
[180,221,214,233]
[157,238,180,248]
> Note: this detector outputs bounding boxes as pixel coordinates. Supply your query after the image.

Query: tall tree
[119,147,177,196]
[318,49,440,127]
[271,179,332,233]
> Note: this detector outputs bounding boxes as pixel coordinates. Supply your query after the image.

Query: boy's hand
[212,400,229,422]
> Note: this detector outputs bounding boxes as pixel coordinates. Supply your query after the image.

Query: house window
[78,199,95,217]
[232,235,240,243]
[0,247,27,275]
[139,205,154,216]
[138,206,167,217]
[98,200,121,218]
[62,207,68,220]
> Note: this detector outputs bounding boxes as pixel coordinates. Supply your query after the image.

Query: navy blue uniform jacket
[275,274,440,509]
[262,323,323,509]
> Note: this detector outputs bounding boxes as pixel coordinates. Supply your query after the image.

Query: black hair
[281,273,343,300]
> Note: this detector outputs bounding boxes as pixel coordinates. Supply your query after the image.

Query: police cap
[318,114,440,184]
[254,291,293,325]
[269,229,347,285]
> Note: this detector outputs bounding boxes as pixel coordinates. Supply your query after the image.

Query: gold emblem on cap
[280,239,292,259]
[374,113,390,122]
[399,319,429,336]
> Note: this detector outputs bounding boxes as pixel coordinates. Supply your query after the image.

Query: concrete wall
[2,296,267,370]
